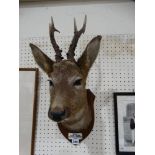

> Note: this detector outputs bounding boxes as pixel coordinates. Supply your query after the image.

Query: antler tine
[67,15,87,61]
[49,17,63,62]
[74,18,77,32]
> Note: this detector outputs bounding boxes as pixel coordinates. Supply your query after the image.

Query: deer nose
[51,111,65,117]
[48,108,65,122]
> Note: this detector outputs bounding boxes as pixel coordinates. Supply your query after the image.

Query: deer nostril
[48,109,66,122]
[48,106,66,122]
[51,110,65,117]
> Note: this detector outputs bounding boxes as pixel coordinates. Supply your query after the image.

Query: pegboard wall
[19,34,135,155]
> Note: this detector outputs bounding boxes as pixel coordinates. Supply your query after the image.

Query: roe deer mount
[30,16,102,143]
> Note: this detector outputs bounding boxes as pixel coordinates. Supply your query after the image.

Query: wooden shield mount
[57,89,95,145]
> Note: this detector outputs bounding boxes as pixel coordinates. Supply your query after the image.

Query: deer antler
[67,15,87,61]
[49,17,63,62]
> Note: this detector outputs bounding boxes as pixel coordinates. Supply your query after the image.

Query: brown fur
[30,35,102,131]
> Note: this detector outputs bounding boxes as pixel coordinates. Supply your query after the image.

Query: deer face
[30,16,101,124]
[48,60,87,122]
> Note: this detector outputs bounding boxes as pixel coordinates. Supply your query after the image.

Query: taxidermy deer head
[30,16,101,132]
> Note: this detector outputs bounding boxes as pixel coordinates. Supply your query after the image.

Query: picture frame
[19,68,39,155]
[114,92,135,155]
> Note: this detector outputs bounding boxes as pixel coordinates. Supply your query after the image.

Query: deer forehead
[49,60,83,83]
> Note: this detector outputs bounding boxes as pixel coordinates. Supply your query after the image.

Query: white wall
[19,1,135,38]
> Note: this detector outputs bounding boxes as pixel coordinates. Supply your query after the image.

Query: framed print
[19,68,39,155]
[114,92,135,155]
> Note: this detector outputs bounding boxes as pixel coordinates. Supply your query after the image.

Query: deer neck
[60,89,95,132]
[62,103,92,131]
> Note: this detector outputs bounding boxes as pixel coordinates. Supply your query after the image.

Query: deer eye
[73,79,82,86]
[48,80,54,87]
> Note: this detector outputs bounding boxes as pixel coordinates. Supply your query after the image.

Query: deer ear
[30,43,54,76]
[77,35,102,77]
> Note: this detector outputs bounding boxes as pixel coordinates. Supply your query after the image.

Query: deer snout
[48,107,66,122]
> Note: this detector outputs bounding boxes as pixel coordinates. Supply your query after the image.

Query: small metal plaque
[68,133,83,145]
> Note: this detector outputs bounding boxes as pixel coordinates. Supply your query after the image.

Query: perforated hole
[20,34,135,155]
